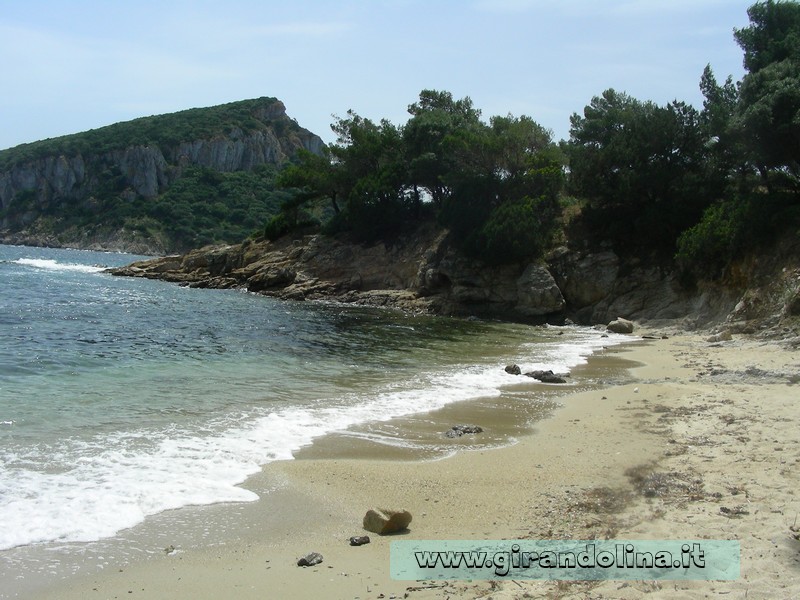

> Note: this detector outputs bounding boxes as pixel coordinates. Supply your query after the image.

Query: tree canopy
[273,91,565,263]
[257,0,800,275]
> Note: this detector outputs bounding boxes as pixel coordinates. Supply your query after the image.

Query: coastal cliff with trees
[0,97,323,253]
[4,0,800,332]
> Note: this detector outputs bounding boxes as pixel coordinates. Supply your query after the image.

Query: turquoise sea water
[0,244,625,556]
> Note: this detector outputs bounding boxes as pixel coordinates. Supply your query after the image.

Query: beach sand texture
[32,331,800,599]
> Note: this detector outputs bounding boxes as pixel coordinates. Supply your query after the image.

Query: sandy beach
[26,329,800,600]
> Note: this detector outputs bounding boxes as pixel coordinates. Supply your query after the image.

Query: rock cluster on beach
[444,424,484,438]
[505,364,570,383]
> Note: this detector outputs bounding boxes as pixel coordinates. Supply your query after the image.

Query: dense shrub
[476,195,559,265]
[676,190,800,278]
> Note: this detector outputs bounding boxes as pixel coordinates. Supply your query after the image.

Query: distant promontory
[0,97,323,254]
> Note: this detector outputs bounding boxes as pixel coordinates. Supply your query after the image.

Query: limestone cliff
[0,97,323,251]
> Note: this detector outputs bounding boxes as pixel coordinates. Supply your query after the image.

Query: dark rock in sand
[349,535,371,546]
[363,508,412,535]
[504,364,521,375]
[445,424,484,438]
[297,552,324,567]
[524,369,567,384]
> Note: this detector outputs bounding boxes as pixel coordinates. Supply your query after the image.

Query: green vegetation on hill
[0,96,318,252]
[0,97,282,171]
[8,165,290,251]
[116,165,291,249]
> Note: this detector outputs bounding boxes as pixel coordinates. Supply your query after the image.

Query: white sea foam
[13,258,106,273]
[0,330,628,551]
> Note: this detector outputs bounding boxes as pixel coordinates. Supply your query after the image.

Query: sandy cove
[33,331,800,600]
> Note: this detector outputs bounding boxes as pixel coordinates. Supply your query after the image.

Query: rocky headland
[108,224,800,339]
[0,98,323,253]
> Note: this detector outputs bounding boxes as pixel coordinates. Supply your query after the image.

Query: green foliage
[263,212,293,241]
[474,195,559,264]
[0,97,285,170]
[676,190,800,278]
[263,188,320,241]
[566,89,720,254]
[144,165,287,249]
[0,163,288,251]
[736,55,800,175]
[0,97,311,251]
[274,90,564,262]
[735,0,800,73]
[439,115,565,262]
[675,198,750,277]
[277,148,343,215]
[403,90,483,207]
[325,111,418,241]
[732,1,800,181]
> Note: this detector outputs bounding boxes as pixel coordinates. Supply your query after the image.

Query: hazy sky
[0,0,755,151]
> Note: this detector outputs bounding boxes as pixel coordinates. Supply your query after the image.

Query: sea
[0,243,629,595]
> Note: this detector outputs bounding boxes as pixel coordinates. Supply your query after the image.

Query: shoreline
[15,330,800,599]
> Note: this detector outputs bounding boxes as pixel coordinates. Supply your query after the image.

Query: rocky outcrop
[515,264,566,316]
[108,226,578,320]
[170,126,322,173]
[411,233,564,317]
[549,247,741,326]
[0,224,167,255]
[0,98,323,232]
[106,224,800,334]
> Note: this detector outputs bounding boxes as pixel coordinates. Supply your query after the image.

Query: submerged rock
[524,369,568,384]
[363,508,412,535]
[445,424,484,438]
[504,364,521,375]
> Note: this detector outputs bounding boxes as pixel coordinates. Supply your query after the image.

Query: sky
[0,0,756,151]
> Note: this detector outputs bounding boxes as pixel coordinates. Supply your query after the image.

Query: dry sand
[31,331,800,600]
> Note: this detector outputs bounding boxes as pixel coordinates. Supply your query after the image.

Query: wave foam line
[0,329,630,551]
[13,258,106,273]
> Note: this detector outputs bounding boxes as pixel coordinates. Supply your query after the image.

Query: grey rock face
[515,263,565,316]
[607,317,635,334]
[0,99,324,226]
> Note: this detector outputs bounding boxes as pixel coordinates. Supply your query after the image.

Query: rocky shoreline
[106,225,800,339]
[0,228,168,256]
